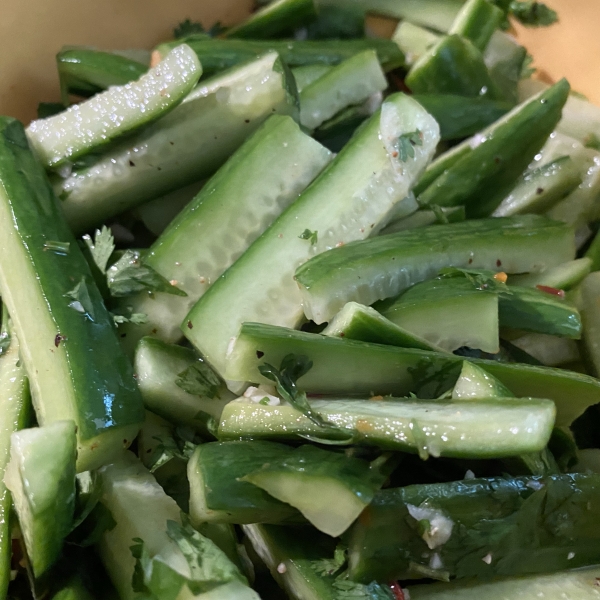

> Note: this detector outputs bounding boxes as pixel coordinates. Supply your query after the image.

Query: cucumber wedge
[134,338,235,431]
[452,361,512,399]
[509,258,592,290]
[448,0,504,51]
[243,444,386,536]
[218,396,555,458]
[184,93,440,379]
[408,566,600,600]
[225,323,599,426]
[292,64,332,93]
[295,215,575,324]
[484,31,527,104]
[188,441,301,525]
[347,473,600,583]
[28,44,201,169]
[299,49,387,130]
[122,115,331,349]
[393,21,441,68]
[56,52,298,234]
[5,421,77,578]
[510,333,580,367]
[322,302,441,351]
[0,323,30,597]
[0,118,144,472]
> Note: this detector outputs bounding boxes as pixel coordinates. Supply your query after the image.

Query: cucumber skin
[188,441,302,525]
[295,215,575,324]
[0,117,144,472]
[347,473,600,583]
[226,323,599,426]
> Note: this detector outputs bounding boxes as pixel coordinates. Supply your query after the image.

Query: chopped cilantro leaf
[509,1,558,27]
[311,544,347,576]
[111,308,148,325]
[437,267,508,292]
[396,130,423,162]
[107,249,187,297]
[82,226,115,274]
[64,277,96,321]
[520,53,536,79]
[332,579,394,599]
[176,361,221,398]
[299,229,319,245]
[174,18,226,39]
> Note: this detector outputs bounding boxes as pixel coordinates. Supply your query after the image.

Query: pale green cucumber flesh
[0,117,144,472]
[408,566,600,600]
[580,272,600,377]
[123,114,331,348]
[452,361,513,399]
[292,64,332,92]
[510,333,580,367]
[184,93,439,379]
[56,52,298,234]
[134,338,234,429]
[5,421,77,577]
[220,396,556,458]
[296,216,575,324]
[187,441,301,525]
[299,49,387,130]
[322,302,441,351]
[509,257,592,290]
[0,332,30,597]
[484,31,527,104]
[27,44,201,169]
[392,21,441,67]
[379,206,466,235]
[225,323,598,426]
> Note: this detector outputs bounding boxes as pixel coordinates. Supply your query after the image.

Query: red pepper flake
[389,582,405,600]
[54,333,65,347]
[536,284,565,298]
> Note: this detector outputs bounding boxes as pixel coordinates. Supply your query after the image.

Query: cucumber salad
[3,0,600,598]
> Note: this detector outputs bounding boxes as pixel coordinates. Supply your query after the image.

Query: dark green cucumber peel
[418,79,571,217]
[346,473,600,583]
[226,323,599,426]
[188,441,302,525]
[0,118,144,472]
[448,0,504,51]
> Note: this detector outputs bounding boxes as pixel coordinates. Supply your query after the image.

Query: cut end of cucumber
[77,423,141,473]
[452,361,514,399]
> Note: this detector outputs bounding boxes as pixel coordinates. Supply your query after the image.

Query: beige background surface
[0,0,594,123]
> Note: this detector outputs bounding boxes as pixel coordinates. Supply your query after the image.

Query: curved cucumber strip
[123,115,331,348]
[393,21,441,68]
[134,338,235,430]
[408,566,600,600]
[28,44,201,169]
[188,441,301,525]
[184,93,439,379]
[0,325,30,597]
[448,0,503,51]
[452,361,512,399]
[322,302,441,351]
[299,49,387,130]
[379,277,500,353]
[5,421,77,577]
[493,156,582,216]
[0,118,144,472]
[219,396,555,458]
[56,52,298,234]
[243,445,385,537]
[509,258,592,290]
[295,215,575,324]
[510,333,580,367]
[226,322,599,426]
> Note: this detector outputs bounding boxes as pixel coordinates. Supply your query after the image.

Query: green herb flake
[174,18,226,39]
[299,229,318,245]
[111,307,148,325]
[43,240,70,255]
[520,53,536,79]
[176,362,221,398]
[64,277,96,321]
[311,543,347,576]
[259,397,270,405]
[396,130,423,162]
[82,226,115,274]
[332,579,395,599]
[509,1,558,27]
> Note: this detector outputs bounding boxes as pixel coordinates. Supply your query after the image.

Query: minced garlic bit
[407,504,454,550]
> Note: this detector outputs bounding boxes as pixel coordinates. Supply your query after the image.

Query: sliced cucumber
[295,216,574,324]
[225,322,599,426]
[493,156,583,217]
[188,441,301,525]
[0,324,30,597]
[292,64,332,92]
[122,115,331,349]
[184,93,439,379]
[379,206,466,235]
[347,473,600,583]
[322,302,441,351]
[243,444,385,536]
[0,117,144,472]
[483,31,527,104]
[452,361,512,399]
[299,49,387,130]
[134,338,235,431]
[509,257,592,290]
[219,396,555,458]
[448,0,503,51]
[510,333,580,367]
[580,272,600,377]
[56,52,298,234]
[5,421,77,577]
[392,21,441,68]
[379,276,500,353]
[28,44,201,169]
[408,566,600,600]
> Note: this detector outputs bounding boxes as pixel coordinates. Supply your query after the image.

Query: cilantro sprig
[175,361,222,399]
[509,1,558,27]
